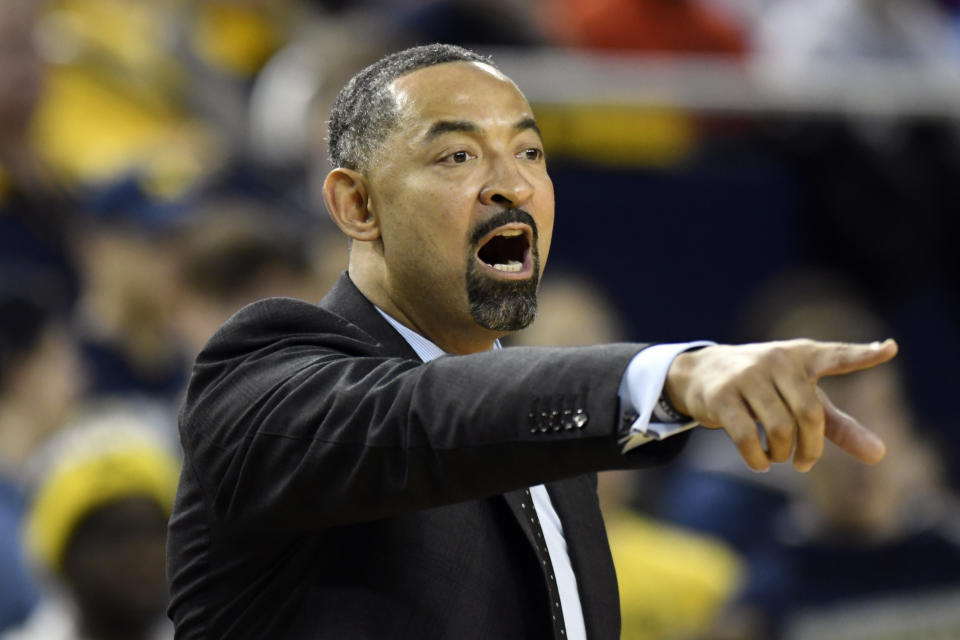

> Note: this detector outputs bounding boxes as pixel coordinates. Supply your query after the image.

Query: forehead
[388,62,534,136]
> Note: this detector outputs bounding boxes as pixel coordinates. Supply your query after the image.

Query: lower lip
[474,249,534,280]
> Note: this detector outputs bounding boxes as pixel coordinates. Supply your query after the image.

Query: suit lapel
[318,271,421,361]
[505,477,621,639]
[546,476,621,640]
[502,489,543,552]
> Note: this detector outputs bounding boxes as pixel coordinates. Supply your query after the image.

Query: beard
[465,208,541,332]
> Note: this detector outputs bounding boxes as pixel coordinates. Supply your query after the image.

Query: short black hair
[327,43,493,171]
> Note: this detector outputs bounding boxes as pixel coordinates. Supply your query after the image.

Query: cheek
[382,184,473,263]
[539,212,555,255]
[535,187,556,265]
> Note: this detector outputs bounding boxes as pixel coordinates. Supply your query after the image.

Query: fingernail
[752,465,770,474]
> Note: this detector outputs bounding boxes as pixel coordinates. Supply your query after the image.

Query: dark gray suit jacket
[166,273,688,639]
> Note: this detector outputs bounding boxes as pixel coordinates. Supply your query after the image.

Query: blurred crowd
[1,1,959,639]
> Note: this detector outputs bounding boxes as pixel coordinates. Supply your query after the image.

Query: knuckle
[729,428,755,447]
[766,422,794,444]
[704,382,737,407]
[798,403,824,427]
[765,345,789,365]
[770,448,791,463]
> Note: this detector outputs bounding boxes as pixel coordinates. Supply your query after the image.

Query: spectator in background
[73,210,187,406]
[25,0,226,199]
[0,0,81,312]
[169,198,344,359]
[4,406,179,640]
[171,0,308,160]
[507,272,626,349]
[0,0,62,207]
[0,283,84,634]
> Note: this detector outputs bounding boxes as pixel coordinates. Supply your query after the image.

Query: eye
[520,147,543,161]
[440,150,474,164]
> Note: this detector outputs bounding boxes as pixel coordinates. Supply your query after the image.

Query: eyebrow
[425,120,480,141]
[424,118,543,142]
[515,117,542,140]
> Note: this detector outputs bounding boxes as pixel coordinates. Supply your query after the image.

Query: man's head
[323,44,555,354]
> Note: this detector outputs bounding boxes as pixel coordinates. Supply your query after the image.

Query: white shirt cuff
[617,341,715,453]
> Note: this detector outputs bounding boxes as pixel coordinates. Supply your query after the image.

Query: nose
[479,156,534,208]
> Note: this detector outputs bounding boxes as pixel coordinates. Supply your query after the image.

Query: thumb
[808,338,898,379]
[818,387,886,465]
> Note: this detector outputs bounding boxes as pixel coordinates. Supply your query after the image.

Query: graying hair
[327,43,493,171]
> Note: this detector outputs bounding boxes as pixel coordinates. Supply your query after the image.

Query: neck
[413,320,501,355]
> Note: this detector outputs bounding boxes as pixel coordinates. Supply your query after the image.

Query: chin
[469,290,538,332]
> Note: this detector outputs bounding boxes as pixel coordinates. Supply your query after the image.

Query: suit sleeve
[179,299,688,532]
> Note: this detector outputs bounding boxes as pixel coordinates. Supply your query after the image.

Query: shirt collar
[375,307,500,362]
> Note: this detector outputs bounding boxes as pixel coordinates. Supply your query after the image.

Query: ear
[322,168,380,242]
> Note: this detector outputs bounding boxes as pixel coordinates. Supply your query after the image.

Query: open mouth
[475,225,533,277]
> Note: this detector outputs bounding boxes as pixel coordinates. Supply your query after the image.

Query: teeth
[492,261,523,272]
[498,229,523,238]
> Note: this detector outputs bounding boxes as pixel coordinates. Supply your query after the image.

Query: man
[166,44,896,639]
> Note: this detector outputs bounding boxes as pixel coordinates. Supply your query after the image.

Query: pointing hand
[664,339,898,472]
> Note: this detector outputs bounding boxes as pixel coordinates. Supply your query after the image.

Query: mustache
[469,208,539,248]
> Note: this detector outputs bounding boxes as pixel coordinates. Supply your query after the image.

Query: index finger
[819,387,886,465]
[806,338,898,379]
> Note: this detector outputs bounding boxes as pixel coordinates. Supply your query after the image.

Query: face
[363,61,554,350]
[63,496,170,635]
[6,323,84,438]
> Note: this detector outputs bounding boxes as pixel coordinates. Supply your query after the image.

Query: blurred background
[1,1,958,639]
